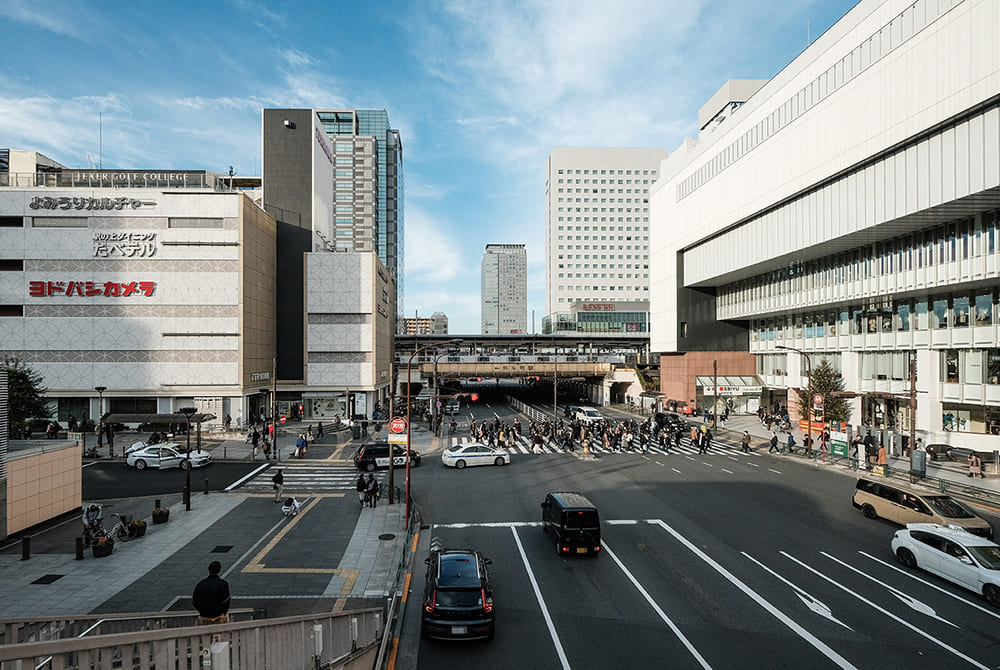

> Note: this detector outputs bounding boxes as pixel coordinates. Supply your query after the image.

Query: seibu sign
[580,303,616,311]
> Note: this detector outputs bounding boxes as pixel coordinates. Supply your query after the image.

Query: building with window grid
[544,147,669,328]
[650,0,1000,449]
[482,244,527,335]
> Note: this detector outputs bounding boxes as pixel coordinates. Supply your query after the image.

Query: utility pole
[909,358,917,481]
[388,362,395,504]
[712,360,718,431]
[271,357,278,462]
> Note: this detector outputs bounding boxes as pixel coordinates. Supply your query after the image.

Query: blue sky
[0,0,853,334]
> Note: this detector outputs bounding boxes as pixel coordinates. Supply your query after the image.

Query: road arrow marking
[742,551,852,631]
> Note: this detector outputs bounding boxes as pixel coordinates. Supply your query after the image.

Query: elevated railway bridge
[394,334,655,407]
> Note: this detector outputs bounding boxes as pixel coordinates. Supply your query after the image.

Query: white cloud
[403,205,463,283]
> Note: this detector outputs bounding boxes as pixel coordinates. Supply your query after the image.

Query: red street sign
[280,415,286,424]
[389,417,408,434]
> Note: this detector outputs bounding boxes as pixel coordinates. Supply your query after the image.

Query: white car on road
[575,408,604,423]
[891,523,1000,607]
[441,443,510,469]
[125,443,212,470]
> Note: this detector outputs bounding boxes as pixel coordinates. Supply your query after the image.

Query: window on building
[932,298,948,329]
[942,349,960,383]
[975,293,993,326]
[953,296,970,328]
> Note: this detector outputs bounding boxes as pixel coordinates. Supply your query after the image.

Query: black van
[541,491,601,555]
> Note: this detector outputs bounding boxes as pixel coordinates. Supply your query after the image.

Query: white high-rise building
[544,147,669,318]
[481,244,527,334]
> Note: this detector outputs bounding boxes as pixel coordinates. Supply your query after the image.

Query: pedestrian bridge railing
[0,607,381,670]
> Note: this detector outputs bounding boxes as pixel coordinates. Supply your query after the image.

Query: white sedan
[126,444,212,470]
[892,523,1000,607]
[441,443,510,469]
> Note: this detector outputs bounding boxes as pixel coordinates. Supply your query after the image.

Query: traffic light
[470,393,480,402]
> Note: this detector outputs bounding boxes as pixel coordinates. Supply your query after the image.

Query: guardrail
[0,609,260,647]
[503,395,553,423]
[0,608,382,670]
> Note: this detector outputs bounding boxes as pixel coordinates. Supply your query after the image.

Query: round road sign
[389,417,408,434]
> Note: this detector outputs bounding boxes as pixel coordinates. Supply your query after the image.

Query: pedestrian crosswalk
[239,463,362,494]
[437,435,761,458]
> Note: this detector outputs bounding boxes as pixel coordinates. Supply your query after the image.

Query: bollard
[204,478,210,495]
[76,536,84,560]
[155,498,161,509]
[21,536,30,561]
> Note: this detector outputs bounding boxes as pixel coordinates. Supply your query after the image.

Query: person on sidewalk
[272,468,284,502]
[262,437,271,460]
[366,473,379,508]
[193,561,231,625]
[741,431,752,453]
[969,453,984,478]
[768,432,779,453]
[803,434,814,458]
[295,433,307,459]
[877,444,887,470]
[317,421,324,438]
[783,432,796,455]
[356,473,367,506]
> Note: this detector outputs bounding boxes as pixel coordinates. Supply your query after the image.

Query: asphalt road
[400,395,1000,670]
[83,461,259,499]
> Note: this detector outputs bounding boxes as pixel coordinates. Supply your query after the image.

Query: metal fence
[0,608,381,670]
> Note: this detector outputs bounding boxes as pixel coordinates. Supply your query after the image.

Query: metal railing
[0,610,260,647]
[0,608,382,670]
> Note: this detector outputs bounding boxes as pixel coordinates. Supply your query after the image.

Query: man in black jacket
[193,561,231,625]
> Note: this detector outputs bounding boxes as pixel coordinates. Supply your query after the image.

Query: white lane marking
[602,540,713,669]
[511,527,571,670]
[742,552,852,631]
[858,551,1000,620]
[648,520,857,669]
[226,462,273,491]
[782,552,988,669]
[821,552,956,627]
[702,462,713,467]
[727,456,739,462]
[685,456,695,461]
[606,519,638,525]
[671,468,682,474]
[642,455,651,461]
[436,521,543,528]
[747,462,760,467]
[768,468,782,474]
[656,462,665,467]
[721,468,733,474]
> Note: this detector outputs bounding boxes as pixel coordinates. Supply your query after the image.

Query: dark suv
[421,548,495,640]
[352,442,421,471]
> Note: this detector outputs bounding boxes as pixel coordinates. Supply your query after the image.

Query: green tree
[3,357,50,435]
[793,359,851,425]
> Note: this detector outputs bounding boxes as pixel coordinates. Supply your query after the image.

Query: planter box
[129,522,147,538]
[92,540,114,558]
[152,509,169,524]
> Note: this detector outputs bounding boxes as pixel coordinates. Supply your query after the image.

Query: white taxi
[441,443,510,469]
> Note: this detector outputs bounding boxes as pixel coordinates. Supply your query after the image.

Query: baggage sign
[389,417,408,434]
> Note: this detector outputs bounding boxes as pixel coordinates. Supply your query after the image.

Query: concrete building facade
[544,147,669,321]
[650,0,1000,448]
[481,244,527,335]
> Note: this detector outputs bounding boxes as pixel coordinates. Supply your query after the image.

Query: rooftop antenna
[227,165,237,190]
[807,19,811,47]
[99,109,103,169]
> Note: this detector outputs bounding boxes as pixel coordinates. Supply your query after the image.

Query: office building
[481,244,527,334]
[649,0,1000,448]
[262,110,398,419]
[543,300,649,336]
[544,147,669,322]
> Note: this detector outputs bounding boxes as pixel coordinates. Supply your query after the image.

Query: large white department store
[650,0,1000,449]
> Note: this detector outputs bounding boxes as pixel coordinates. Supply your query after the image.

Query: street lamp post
[405,339,463,528]
[776,345,813,454]
[181,407,196,511]
[94,386,107,456]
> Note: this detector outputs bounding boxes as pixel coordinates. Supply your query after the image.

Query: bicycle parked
[81,503,139,546]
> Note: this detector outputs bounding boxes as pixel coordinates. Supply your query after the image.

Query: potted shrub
[92,535,114,558]
[129,518,147,538]
[152,504,169,524]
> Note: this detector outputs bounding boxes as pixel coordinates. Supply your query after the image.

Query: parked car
[421,548,495,640]
[441,443,510,469]
[125,444,211,470]
[352,442,421,471]
[892,523,1000,607]
[925,443,995,466]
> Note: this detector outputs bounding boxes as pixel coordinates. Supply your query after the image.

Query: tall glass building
[316,110,404,313]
